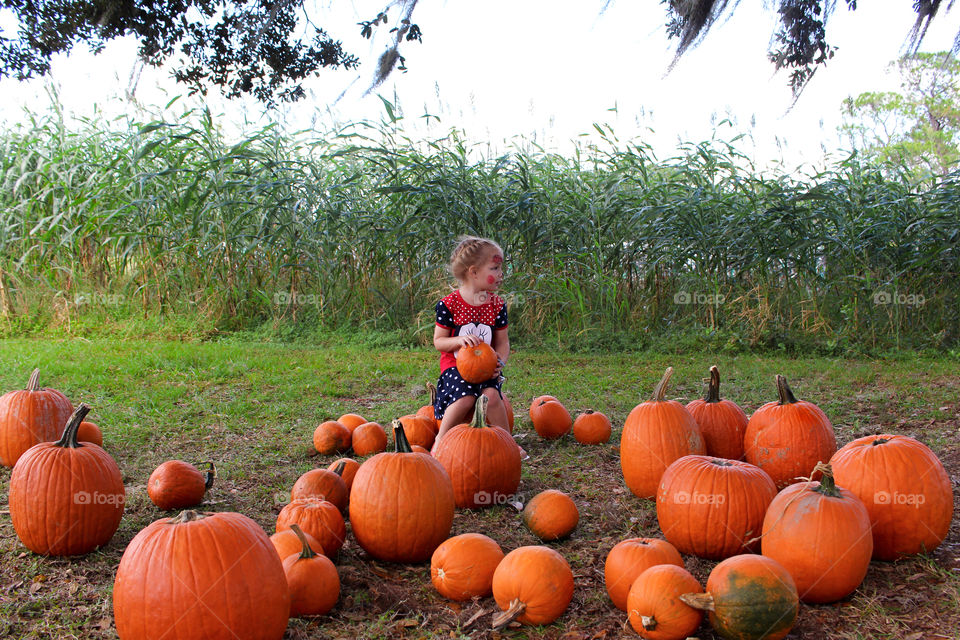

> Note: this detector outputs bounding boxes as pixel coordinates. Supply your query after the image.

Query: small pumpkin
[148,460,215,511]
[397,413,438,450]
[522,489,579,541]
[604,538,684,611]
[282,524,340,617]
[431,533,505,601]
[529,397,572,440]
[327,457,360,494]
[744,375,836,489]
[270,527,324,560]
[276,498,346,559]
[685,366,748,460]
[627,564,704,640]
[573,410,611,444]
[290,462,349,513]
[0,368,73,468]
[313,420,351,455]
[416,382,439,425]
[337,413,367,434]
[77,420,104,447]
[351,421,388,456]
[457,342,499,383]
[491,545,575,628]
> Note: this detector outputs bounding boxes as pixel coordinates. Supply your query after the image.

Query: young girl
[433,236,510,440]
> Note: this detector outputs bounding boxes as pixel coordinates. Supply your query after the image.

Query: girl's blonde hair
[449,236,502,281]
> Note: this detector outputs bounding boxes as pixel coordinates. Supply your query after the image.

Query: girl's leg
[481,387,508,429]
[437,395,476,440]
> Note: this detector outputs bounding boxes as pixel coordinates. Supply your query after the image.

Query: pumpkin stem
[199,462,216,490]
[652,367,674,402]
[871,437,890,446]
[332,460,347,477]
[775,375,799,404]
[811,462,840,497]
[492,598,526,630]
[26,368,41,391]
[472,395,489,429]
[289,523,317,560]
[679,592,716,612]
[170,510,207,524]
[427,382,437,405]
[704,365,721,403]
[640,615,657,631]
[54,403,92,448]
[392,420,413,453]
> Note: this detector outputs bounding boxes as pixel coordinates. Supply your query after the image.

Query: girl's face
[470,249,504,291]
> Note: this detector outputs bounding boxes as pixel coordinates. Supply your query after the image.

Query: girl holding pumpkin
[433,236,510,440]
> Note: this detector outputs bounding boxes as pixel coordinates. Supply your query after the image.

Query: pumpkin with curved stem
[114,510,290,640]
[457,342,499,383]
[327,457,360,494]
[686,366,748,460]
[605,538,684,611]
[10,403,124,556]
[283,524,340,617]
[681,554,798,640]
[491,545,574,628]
[761,463,872,603]
[349,421,455,563]
[0,368,73,468]
[432,395,521,508]
[522,489,579,541]
[270,527,324,560]
[313,420,351,455]
[77,420,103,447]
[416,382,439,425]
[529,397,572,440]
[744,375,836,489]
[337,413,367,435]
[656,455,776,559]
[148,460,216,511]
[830,434,952,560]
[351,421,388,456]
[430,533,505,601]
[397,413,439,450]
[627,564,704,640]
[620,368,706,498]
[290,462,349,513]
[276,498,346,558]
[573,410,612,444]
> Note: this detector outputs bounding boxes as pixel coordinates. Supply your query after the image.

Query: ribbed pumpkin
[685,366,748,460]
[522,489,579,541]
[620,368,706,498]
[337,413,367,434]
[282,524,340,617]
[397,413,439,450]
[270,527,324,560]
[0,368,73,468]
[432,396,521,508]
[327,457,360,494]
[10,404,124,556]
[761,463,872,603]
[147,461,215,511]
[830,434,952,560]
[681,554,798,640]
[351,421,387,456]
[77,420,103,447]
[529,397,572,439]
[627,564,704,640]
[349,421,455,563]
[457,342,499,383]
[313,420,351,455]
[744,375,836,489]
[114,510,290,640]
[573,410,612,444]
[430,533,505,600]
[656,455,776,559]
[491,545,575,628]
[290,462,349,513]
[605,538,684,611]
[276,498,346,558]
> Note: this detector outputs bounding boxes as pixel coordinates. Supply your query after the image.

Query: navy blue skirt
[433,367,503,420]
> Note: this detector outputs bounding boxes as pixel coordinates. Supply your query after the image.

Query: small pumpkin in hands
[522,489,578,541]
[148,460,215,511]
[457,342,499,383]
[282,524,340,617]
[573,410,611,444]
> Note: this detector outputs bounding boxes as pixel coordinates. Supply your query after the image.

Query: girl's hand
[458,334,482,348]
[493,356,505,378]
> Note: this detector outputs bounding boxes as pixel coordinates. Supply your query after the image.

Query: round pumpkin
[148,461,215,511]
[327,457,360,494]
[10,403,124,556]
[337,413,367,434]
[491,545,574,628]
[313,420,351,455]
[457,342,499,383]
[270,527,324,560]
[686,366,748,460]
[114,510,290,640]
[620,367,706,498]
[349,421,455,563]
[681,554,798,640]
[627,564,704,640]
[522,489,579,541]
[416,382,438,424]
[351,421,387,456]
[529,397,572,440]
[744,375,836,489]
[0,368,73,468]
[397,413,438,450]
[761,463,872,603]
[605,538,684,611]
[431,533,505,601]
[77,420,103,447]
[830,434,952,560]
[282,524,340,617]
[290,462,349,513]
[276,498,346,558]
[432,395,521,508]
[573,410,612,444]
[411,444,431,454]
[656,455,776,559]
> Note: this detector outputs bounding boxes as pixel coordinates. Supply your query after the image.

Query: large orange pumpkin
[620,367,706,498]
[522,489,579,541]
[349,421,455,563]
[604,538,684,611]
[627,564,704,640]
[761,463,872,603]
[685,366,748,460]
[147,460,215,511]
[0,368,73,468]
[656,455,776,559]
[491,545,574,628]
[830,434,953,560]
[744,375,836,489]
[10,403,124,556]
[457,342,499,383]
[529,396,572,439]
[430,533,505,600]
[114,510,290,640]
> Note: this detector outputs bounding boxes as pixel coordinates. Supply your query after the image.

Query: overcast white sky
[2,1,959,170]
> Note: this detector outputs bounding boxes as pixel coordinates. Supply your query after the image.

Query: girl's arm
[433,325,481,352]
[492,327,509,373]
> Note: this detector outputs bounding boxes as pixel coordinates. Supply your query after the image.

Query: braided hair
[448,236,502,281]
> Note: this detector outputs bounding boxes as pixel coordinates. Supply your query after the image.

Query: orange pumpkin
[529,397,572,440]
[313,420,351,455]
[605,538,684,611]
[431,533,505,600]
[290,462,348,512]
[0,368,73,468]
[685,366,748,460]
[573,410,612,444]
[77,420,103,447]
[276,498,346,558]
[270,527,324,560]
[416,382,438,424]
[9,403,124,556]
[282,524,340,617]
[327,457,360,494]
[337,413,367,434]
[830,434,952,560]
[491,545,574,628]
[522,489,579,541]
[351,421,388,456]
[656,455,776,559]
[744,375,836,489]
[148,460,215,511]
[627,564,704,640]
[397,413,439,450]
[620,368,706,498]
[411,444,431,454]
[457,342,499,383]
